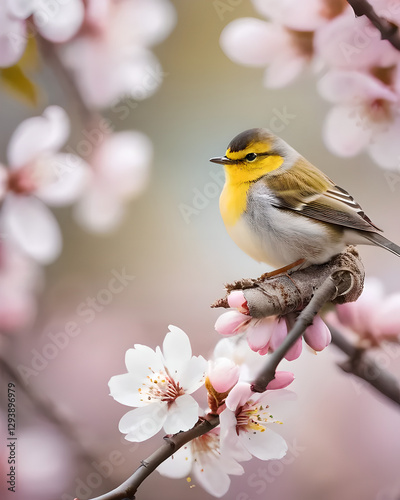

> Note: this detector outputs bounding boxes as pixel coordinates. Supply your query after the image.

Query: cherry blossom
[215,291,331,360]
[73,131,152,233]
[0,106,89,264]
[108,325,207,442]
[157,428,244,498]
[6,0,84,44]
[327,278,400,346]
[59,0,176,108]
[0,240,42,332]
[207,357,240,394]
[219,382,289,463]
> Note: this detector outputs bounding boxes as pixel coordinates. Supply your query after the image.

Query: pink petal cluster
[0,106,89,264]
[59,0,176,108]
[215,291,331,360]
[220,0,400,168]
[327,278,400,345]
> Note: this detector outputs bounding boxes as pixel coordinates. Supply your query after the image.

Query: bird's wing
[260,160,381,233]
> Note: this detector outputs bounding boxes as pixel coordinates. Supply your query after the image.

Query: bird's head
[210,128,289,183]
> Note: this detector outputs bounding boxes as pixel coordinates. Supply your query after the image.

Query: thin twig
[329,325,400,406]
[347,0,400,50]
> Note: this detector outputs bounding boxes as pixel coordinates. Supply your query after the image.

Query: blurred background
[1,1,400,500]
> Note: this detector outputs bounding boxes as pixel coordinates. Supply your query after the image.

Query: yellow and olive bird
[210,128,400,271]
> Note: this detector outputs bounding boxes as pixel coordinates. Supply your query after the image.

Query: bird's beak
[209,156,234,165]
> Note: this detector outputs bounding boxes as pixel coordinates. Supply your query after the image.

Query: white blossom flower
[108,325,207,442]
[157,428,244,498]
[0,106,89,264]
[220,383,289,462]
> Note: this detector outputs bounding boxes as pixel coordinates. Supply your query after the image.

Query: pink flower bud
[215,310,250,336]
[304,316,331,351]
[208,358,240,393]
[228,290,249,313]
[266,371,294,390]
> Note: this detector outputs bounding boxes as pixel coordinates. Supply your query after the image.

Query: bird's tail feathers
[361,232,400,258]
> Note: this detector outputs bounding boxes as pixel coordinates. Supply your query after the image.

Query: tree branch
[88,415,220,500]
[329,325,400,406]
[212,246,364,318]
[347,0,400,50]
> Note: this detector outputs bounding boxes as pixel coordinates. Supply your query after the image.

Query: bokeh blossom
[108,325,207,442]
[215,290,331,360]
[60,0,176,108]
[74,130,152,233]
[157,428,244,498]
[220,0,400,168]
[327,278,400,346]
[0,106,88,264]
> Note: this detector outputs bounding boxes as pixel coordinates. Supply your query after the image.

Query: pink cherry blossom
[108,325,207,442]
[220,382,288,463]
[318,69,400,167]
[157,428,244,498]
[73,131,152,233]
[327,278,400,345]
[0,240,42,332]
[59,0,176,108]
[207,357,240,394]
[0,106,89,264]
[215,293,331,360]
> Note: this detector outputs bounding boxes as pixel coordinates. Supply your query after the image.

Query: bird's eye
[245,153,257,162]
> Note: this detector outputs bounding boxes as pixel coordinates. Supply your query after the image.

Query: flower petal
[284,336,303,361]
[266,371,294,390]
[219,408,252,462]
[162,325,192,377]
[163,394,199,434]
[2,194,62,264]
[368,115,400,169]
[125,344,164,374]
[208,358,240,393]
[119,403,167,442]
[178,355,207,394]
[73,189,124,233]
[34,0,84,43]
[220,18,287,66]
[240,428,287,461]
[225,382,252,411]
[304,316,332,351]
[246,317,274,351]
[157,445,193,479]
[35,154,90,206]
[0,10,26,67]
[7,106,70,168]
[192,454,232,498]
[215,310,250,336]
[108,373,148,407]
[269,317,288,351]
[322,105,372,157]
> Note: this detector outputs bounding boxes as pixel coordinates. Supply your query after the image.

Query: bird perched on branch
[210,128,400,275]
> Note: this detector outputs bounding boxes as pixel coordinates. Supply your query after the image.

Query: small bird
[210,128,400,273]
